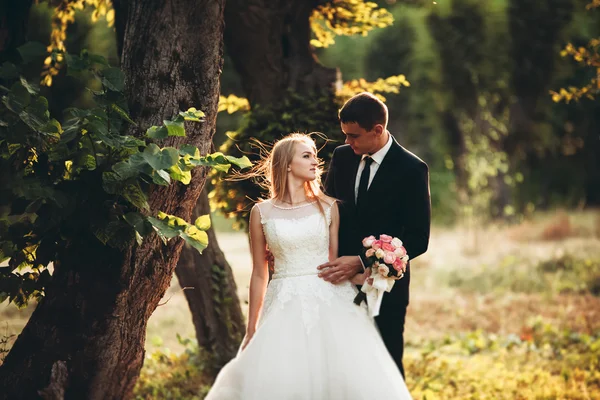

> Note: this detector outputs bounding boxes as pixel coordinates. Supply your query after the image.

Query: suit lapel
[347,152,362,206]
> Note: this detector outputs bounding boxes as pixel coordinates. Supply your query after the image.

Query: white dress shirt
[354,133,393,202]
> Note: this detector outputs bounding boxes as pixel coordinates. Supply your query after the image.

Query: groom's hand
[317,256,363,284]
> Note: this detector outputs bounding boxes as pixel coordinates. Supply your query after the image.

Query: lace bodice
[257,200,332,278]
[255,199,363,332]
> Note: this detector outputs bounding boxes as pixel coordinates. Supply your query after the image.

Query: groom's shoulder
[331,144,355,161]
[333,144,354,157]
[397,144,428,171]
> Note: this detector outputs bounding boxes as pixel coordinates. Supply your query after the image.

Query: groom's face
[341,122,383,155]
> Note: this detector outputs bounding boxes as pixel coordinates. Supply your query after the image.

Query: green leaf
[157,211,188,228]
[164,118,185,137]
[142,144,179,170]
[187,152,232,172]
[194,214,211,230]
[0,62,19,80]
[146,125,168,139]
[4,81,31,112]
[111,103,136,125]
[101,67,125,92]
[65,107,92,119]
[179,107,205,122]
[168,163,191,184]
[17,42,47,64]
[20,77,39,95]
[65,53,90,72]
[112,153,150,180]
[225,155,252,169]
[181,229,208,253]
[79,153,97,170]
[134,231,143,246]
[28,96,50,119]
[152,169,171,185]
[122,182,149,210]
[40,119,62,136]
[147,216,180,239]
[123,212,154,237]
[178,144,200,158]
[88,54,109,66]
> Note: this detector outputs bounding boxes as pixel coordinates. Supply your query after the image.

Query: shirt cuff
[358,255,365,271]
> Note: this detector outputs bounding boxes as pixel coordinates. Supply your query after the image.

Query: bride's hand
[350,268,371,285]
[241,329,255,351]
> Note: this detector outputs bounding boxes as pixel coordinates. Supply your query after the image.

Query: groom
[318,92,431,377]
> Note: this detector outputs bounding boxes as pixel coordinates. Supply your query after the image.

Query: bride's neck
[280,182,308,205]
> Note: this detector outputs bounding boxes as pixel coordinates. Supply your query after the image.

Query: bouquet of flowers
[353,234,409,317]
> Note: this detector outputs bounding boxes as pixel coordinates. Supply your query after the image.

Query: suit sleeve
[401,162,431,260]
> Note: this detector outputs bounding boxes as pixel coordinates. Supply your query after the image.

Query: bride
[205,133,412,399]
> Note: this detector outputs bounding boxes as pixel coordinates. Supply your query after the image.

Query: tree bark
[175,189,244,378]
[0,1,225,399]
[224,0,336,107]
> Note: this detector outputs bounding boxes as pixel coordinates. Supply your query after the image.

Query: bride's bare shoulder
[318,195,338,209]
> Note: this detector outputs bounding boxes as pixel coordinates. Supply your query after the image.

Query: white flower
[394,246,407,258]
[378,264,390,276]
[391,237,403,248]
[375,249,385,259]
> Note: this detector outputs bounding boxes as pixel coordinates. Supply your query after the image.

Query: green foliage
[210,90,342,229]
[310,0,393,48]
[209,263,243,366]
[0,47,250,308]
[134,335,212,400]
[406,325,600,399]
[459,96,520,221]
[444,254,600,296]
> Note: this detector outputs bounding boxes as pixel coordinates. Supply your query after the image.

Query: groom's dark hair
[338,92,388,131]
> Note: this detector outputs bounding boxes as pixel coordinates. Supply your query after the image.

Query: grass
[2,209,600,399]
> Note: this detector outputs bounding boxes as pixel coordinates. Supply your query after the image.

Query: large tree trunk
[0,1,225,399]
[175,189,244,378]
[224,0,336,107]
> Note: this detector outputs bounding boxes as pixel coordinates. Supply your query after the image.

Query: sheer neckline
[270,200,318,210]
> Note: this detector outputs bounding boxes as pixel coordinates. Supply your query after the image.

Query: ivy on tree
[0,45,251,308]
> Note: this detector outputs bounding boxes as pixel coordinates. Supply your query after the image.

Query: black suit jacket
[324,137,431,306]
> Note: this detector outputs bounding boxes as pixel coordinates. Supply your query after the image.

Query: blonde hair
[246,133,334,217]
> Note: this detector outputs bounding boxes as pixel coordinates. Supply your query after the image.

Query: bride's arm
[328,201,340,262]
[243,205,269,349]
[328,202,368,285]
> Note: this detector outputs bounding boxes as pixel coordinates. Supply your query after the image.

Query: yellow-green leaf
[194,214,211,231]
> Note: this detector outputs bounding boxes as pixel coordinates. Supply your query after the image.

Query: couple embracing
[206,92,431,400]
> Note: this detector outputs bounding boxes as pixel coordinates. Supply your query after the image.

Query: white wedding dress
[205,200,412,400]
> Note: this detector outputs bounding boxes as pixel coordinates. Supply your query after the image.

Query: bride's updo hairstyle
[247,133,334,218]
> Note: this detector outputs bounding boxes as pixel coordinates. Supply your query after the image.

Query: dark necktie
[357,156,373,209]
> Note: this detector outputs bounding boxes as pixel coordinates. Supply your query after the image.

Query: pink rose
[383,251,396,265]
[362,235,376,248]
[391,237,403,248]
[371,240,382,250]
[393,258,406,272]
[382,242,395,252]
[378,264,390,276]
[365,248,375,258]
[394,246,407,258]
[380,234,393,243]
